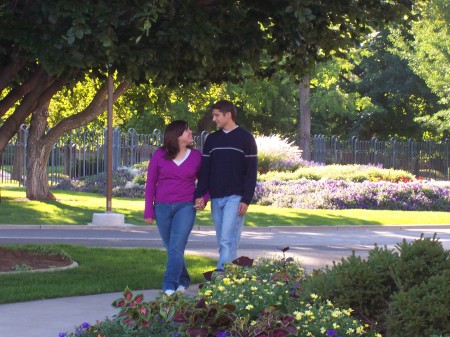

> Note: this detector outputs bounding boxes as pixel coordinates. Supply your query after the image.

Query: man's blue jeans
[155,201,196,292]
[211,195,244,269]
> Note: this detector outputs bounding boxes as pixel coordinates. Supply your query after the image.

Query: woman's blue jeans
[211,195,244,269]
[155,201,196,292]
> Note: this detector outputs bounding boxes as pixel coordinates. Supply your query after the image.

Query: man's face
[212,109,231,129]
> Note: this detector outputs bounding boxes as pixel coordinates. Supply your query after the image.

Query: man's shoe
[176,285,187,293]
[164,289,175,296]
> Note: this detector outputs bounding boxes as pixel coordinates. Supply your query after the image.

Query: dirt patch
[0,247,73,272]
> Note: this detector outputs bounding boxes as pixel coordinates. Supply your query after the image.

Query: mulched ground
[0,247,73,272]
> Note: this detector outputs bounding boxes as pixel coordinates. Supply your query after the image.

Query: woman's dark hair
[162,120,191,159]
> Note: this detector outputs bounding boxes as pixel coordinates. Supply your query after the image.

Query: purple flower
[58,333,67,337]
[217,331,229,337]
[80,322,90,329]
[326,330,337,336]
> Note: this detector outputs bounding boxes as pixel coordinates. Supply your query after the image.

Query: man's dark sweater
[194,126,258,205]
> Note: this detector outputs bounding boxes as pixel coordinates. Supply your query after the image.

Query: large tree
[389,0,450,139]
[0,0,413,199]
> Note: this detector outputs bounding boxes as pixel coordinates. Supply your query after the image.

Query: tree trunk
[24,79,130,200]
[298,75,311,161]
[26,102,55,200]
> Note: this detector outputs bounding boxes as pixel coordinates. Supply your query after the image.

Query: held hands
[194,197,206,210]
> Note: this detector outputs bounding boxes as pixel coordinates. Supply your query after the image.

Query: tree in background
[344,30,442,140]
[389,0,450,139]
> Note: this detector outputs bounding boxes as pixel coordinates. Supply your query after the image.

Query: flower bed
[254,179,450,211]
[61,252,382,337]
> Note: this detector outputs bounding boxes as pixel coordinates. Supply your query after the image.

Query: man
[194,99,258,270]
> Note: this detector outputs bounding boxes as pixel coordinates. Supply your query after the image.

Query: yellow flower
[320,327,326,334]
[310,293,318,300]
[250,321,257,326]
[245,305,254,310]
[356,326,364,334]
[217,286,225,291]
[251,286,258,291]
[346,328,355,334]
[204,290,212,297]
[333,323,340,329]
[343,308,354,316]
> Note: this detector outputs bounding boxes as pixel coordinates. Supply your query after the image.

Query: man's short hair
[212,99,236,121]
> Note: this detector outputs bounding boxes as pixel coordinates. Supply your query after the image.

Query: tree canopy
[0,0,414,199]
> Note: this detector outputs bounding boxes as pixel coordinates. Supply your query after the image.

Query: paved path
[0,224,449,337]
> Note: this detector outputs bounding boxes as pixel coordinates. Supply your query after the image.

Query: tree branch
[0,74,55,152]
[43,80,130,147]
[0,54,27,94]
[0,67,45,118]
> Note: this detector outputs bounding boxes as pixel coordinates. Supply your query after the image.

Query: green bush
[258,164,416,182]
[391,234,450,291]
[302,247,399,331]
[302,235,450,336]
[386,270,450,337]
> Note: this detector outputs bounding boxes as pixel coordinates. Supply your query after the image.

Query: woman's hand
[144,218,154,224]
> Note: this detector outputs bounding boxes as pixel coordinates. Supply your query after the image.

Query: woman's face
[177,126,193,145]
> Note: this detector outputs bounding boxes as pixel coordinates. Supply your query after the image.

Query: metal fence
[312,135,450,180]
[2,128,450,185]
[1,125,166,185]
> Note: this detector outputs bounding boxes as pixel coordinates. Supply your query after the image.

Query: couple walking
[144,99,258,295]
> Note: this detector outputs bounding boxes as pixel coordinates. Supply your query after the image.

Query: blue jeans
[211,195,244,269]
[155,201,196,292]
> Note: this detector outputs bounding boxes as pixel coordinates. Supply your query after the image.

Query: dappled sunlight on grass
[2,186,450,226]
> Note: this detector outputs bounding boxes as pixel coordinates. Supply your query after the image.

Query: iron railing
[1,128,449,185]
[312,135,450,180]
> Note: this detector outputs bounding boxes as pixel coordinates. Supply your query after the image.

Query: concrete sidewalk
[0,289,162,337]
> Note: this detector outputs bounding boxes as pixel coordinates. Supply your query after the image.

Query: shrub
[391,234,450,291]
[302,248,398,332]
[255,135,303,173]
[258,164,416,183]
[301,235,450,336]
[386,270,450,337]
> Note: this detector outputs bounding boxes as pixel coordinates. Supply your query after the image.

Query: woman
[144,120,207,295]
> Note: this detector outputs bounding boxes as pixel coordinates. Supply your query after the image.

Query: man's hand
[238,202,248,216]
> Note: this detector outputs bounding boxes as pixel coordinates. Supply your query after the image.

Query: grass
[0,244,216,304]
[2,185,450,226]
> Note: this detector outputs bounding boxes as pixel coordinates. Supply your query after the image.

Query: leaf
[232,256,254,267]
[186,327,209,337]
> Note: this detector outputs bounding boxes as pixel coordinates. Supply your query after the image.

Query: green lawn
[0,244,216,304]
[1,185,450,226]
